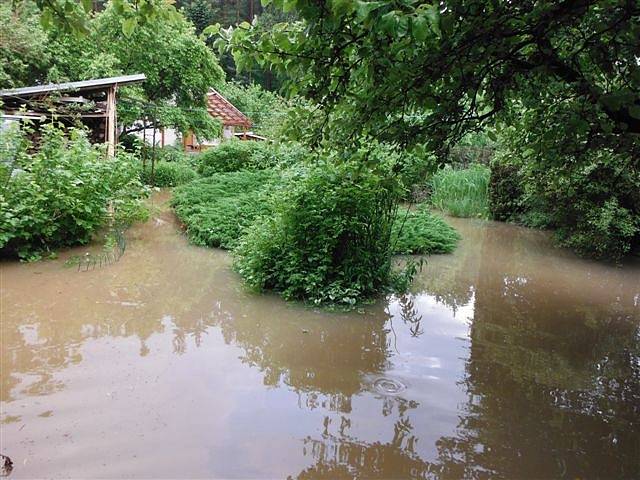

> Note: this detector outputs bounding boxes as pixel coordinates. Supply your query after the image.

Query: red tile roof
[206,89,251,128]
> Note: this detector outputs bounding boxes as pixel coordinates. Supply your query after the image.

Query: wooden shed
[0,74,146,156]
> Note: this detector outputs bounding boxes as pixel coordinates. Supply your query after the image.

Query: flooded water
[1,192,639,479]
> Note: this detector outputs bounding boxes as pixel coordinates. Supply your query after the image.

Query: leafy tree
[40,1,225,139]
[0,2,51,88]
[224,0,639,150]
[218,81,289,137]
[222,0,640,258]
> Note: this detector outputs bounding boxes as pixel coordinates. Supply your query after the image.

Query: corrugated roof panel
[0,74,147,98]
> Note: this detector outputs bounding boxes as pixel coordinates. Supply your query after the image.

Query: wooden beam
[106,85,117,157]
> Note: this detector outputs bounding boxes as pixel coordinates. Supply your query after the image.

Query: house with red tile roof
[183,89,264,151]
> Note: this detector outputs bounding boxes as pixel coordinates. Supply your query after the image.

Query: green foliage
[0,2,51,89]
[171,170,279,249]
[487,158,525,222]
[392,207,460,255]
[233,159,403,306]
[0,124,148,260]
[197,141,263,175]
[218,81,290,138]
[11,1,224,139]
[140,161,198,187]
[224,1,640,153]
[430,165,490,218]
[222,0,640,261]
[491,106,640,261]
[196,140,304,175]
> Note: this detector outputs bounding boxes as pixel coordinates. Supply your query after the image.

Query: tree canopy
[2,0,224,138]
[224,1,639,153]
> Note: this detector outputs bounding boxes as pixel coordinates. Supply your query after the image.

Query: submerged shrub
[392,207,460,255]
[430,164,490,218]
[140,161,198,187]
[491,124,640,261]
[233,159,403,306]
[171,170,280,249]
[0,124,148,260]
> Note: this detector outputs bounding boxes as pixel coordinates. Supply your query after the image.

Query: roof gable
[207,89,251,128]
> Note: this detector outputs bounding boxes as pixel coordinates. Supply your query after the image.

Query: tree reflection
[427,220,640,479]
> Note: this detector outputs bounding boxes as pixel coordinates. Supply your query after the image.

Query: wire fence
[66,224,127,272]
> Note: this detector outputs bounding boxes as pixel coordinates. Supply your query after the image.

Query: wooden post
[106,85,117,157]
[151,123,157,186]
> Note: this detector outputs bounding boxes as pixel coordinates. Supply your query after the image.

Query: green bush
[196,140,267,175]
[195,140,310,176]
[233,159,403,306]
[430,164,490,218]
[488,157,525,222]
[492,120,640,261]
[392,207,460,255]
[171,170,280,249]
[0,124,148,260]
[534,157,640,260]
[218,81,289,138]
[140,161,198,187]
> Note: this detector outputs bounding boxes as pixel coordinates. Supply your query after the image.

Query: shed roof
[207,89,251,128]
[0,74,146,98]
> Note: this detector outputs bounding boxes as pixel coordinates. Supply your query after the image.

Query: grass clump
[430,164,490,218]
[392,207,460,254]
[140,161,198,187]
[171,169,280,249]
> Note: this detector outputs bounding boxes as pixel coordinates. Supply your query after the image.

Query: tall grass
[430,164,490,218]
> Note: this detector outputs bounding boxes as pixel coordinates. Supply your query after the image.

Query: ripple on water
[372,377,407,395]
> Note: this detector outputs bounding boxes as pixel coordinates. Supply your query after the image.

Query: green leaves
[122,17,137,37]
[356,1,386,21]
[411,15,429,42]
[0,124,147,259]
[202,22,221,38]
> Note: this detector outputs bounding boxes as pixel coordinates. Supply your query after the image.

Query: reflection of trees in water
[296,397,432,480]
[292,221,639,479]
[0,226,224,402]
[395,294,424,338]
[209,300,392,408]
[430,221,640,479]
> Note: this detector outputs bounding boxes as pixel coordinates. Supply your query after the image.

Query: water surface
[1,193,639,479]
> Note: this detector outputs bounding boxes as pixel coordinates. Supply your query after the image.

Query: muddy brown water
[1,192,639,479]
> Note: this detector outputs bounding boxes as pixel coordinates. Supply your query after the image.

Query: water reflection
[1,196,638,478]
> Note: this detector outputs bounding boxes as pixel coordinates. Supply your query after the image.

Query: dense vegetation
[172,169,280,249]
[1,0,223,139]
[173,145,459,306]
[7,0,638,303]
[196,140,307,175]
[0,124,148,260]
[140,161,199,188]
[392,207,460,255]
[430,165,490,218]
[224,0,639,261]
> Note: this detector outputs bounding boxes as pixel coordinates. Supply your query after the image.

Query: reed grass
[430,164,490,218]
